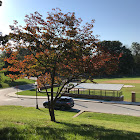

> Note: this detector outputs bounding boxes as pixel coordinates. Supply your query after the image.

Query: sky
[0,0,140,47]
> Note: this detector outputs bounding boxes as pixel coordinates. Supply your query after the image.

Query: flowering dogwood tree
[1,8,119,122]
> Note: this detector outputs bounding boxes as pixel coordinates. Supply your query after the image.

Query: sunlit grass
[17,87,59,96]
[0,106,140,140]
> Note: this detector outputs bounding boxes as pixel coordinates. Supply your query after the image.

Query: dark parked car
[43,96,74,110]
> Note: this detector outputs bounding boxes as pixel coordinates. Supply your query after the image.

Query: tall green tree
[0,52,5,71]
[0,53,4,84]
[131,42,140,75]
[2,8,119,122]
[99,41,134,76]
[118,46,134,75]
[0,34,9,82]
[131,42,140,56]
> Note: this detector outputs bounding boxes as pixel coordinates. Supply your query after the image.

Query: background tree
[2,8,120,122]
[0,33,9,76]
[0,34,31,80]
[99,41,134,76]
[0,53,4,84]
[131,42,140,56]
[131,42,140,75]
[3,49,21,80]
[16,48,32,61]
[0,34,9,46]
[118,46,134,75]
[0,33,9,82]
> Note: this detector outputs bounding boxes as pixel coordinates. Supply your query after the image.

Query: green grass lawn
[93,78,140,102]
[121,83,140,102]
[0,73,35,88]
[17,87,59,96]
[92,77,140,83]
[0,106,140,140]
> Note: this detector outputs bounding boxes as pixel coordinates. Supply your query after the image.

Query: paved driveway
[0,84,140,117]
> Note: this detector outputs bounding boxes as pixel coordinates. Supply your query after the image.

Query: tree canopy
[131,42,140,75]
[131,42,140,56]
[99,41,134,75]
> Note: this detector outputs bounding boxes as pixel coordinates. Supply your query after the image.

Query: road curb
[102,101,140,106]
[73,98,140,106]
[73,110,85,118]
[7,92,47,99]
[7,92,140,106]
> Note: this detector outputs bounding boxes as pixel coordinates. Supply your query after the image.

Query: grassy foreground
[0,106,140,140]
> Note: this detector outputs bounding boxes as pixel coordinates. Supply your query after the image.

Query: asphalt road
[0,84,140,117]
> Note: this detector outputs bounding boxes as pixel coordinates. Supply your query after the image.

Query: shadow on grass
[1,122,140,140]
[54,108,80,113]
[34,122,140,140]
[0,127,25,140]
[36,108,46,113]
[13,84,35,90]
[67,108,80,113]
[4,79,31,87]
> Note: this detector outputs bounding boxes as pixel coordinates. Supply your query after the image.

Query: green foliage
[0,106,140,140]
[131,42,140,56]
[131,42,140,75]
[99,41,134,76]
[16,48,32,61]
[99,41,123,55]
[0,52,5,82]
[0,56,4,70]
[118,46,134,75]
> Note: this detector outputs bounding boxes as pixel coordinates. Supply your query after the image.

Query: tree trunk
[49,67,56,122]
[46,88,55,122]
[49,103,55,122]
